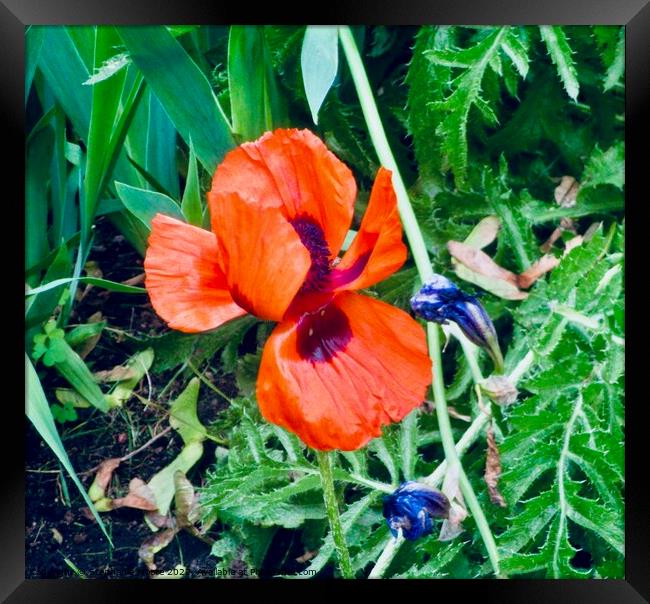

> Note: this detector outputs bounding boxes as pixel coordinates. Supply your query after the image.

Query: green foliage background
[26,25,624,578]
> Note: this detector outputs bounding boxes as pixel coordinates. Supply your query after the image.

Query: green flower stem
[338,27,432,282]
[316,450,354,578]
[368,529,404,579]
[339,25,502,578]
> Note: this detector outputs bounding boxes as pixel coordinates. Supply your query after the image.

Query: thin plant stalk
[316,450,354,578]
[338,25,502,578]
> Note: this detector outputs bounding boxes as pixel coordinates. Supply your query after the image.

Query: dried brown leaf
[480,375,518,407]
[484,424,506,508]
[554,176,580,207]
[51,528,63,545]
[564,235,584,255]
[448,241,528,301]
[138,528,179,571]
[145,511,177,529]
[173,471,200,528]
[122,273,145,286]
[439,462,468,542]
[112,478,158,511]
[540,227,564,253]
[517,254,560,289]
[448,241,519,284]
[296,550,319,564]
[88,458,121,502]
[93,366,139,383]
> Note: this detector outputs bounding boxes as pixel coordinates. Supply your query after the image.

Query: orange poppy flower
[144,129,431,451]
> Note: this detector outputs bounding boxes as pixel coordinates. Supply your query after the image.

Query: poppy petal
[212,192,312,321]
[209,128,356,256]
[256,292,431,451]
[144,214,246,332]
[330,168,406,291]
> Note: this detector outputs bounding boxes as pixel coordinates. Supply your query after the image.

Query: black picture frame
[8,1,646,601]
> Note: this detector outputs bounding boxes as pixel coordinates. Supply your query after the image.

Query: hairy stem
[339,25,502,578]
[316,450,354,578]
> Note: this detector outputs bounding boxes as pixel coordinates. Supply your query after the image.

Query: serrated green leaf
[539,26,580,101]
[581,142,624,190]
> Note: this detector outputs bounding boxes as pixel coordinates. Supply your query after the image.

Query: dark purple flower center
[295,304,352,363]
[291,216,332,293]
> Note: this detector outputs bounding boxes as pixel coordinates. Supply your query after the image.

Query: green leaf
[38,27,92,137]
[83,52,129,85]
[26,26,45,102]
[115,181,185,228]
[302,493,377,576]
[580,142,624,190]
[25,123,54,276]
[539,26,579,101]
[301,26,339,125]
[47,338,109,412]
[399,410,418,481]
[169,378,207,445]
[26,275,146,297]
[228,26,287,140]
[26,356,112,544]
[127,89,179,199]
[425,27,509,188]
[499,228,624,577]
[180,142,203,226]
[103,349,154,408]
[25,244,72,339]
[124,314,258,373]
[406,26,456,189]
[147,441,205,517]
[118,26,235,173]
[598,27,624,91]
[83,27,131,238]
[65,321,107,347]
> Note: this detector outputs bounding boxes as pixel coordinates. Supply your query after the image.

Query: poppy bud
[410,275,504,373]
[382,481,450,541]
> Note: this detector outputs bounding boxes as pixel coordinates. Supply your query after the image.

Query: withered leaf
[112,478,158,511]
[138,528,179,571]
[564,235,584,255]
[145,512,177,529]
[439,462,468,542]
[448,240,528,301]
[296,550,319,564]
[517,254,560,289]
[93,366,138,383]
[88,458,121,502]
[554,175,580,207]
[480,375,518,407]
[51,528,63,545]
[484,425,507,508]
[173,471,200,528]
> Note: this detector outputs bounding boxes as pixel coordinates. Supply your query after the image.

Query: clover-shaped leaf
[32,321,68,366]
[50,401,78,424]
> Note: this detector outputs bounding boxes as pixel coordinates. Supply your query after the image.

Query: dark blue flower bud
[410,274,504,373]
[382,481,450,541]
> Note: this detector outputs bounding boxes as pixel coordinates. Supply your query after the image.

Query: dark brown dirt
[25,218,229,579]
